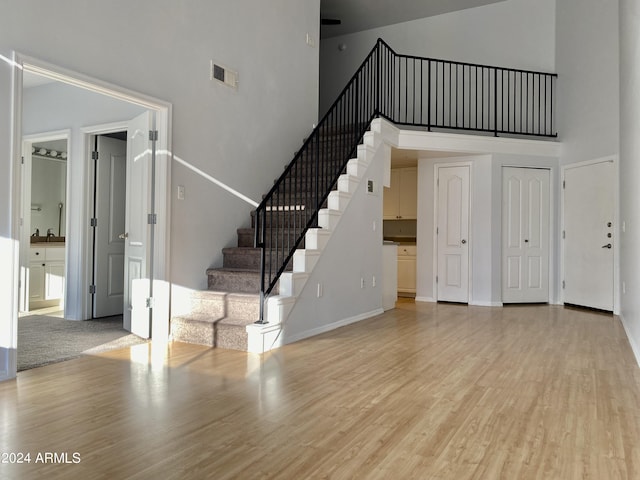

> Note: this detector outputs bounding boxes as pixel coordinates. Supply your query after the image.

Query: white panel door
[94,136,127,318]
[437,165,470,303]
[124,112,154,337]
[563,160,615,311]
[502,167,550,303]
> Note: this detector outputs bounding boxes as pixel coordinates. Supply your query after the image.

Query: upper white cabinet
[383,167,417,220]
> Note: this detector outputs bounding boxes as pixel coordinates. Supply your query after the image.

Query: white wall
[22,82,147,320]
[0,0,320,380]
[320,0,556,114]
[619,0,640,364]
[556,0,619,165]
[282,142,387,343]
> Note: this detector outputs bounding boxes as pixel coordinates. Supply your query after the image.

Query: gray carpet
[18,314,148,371]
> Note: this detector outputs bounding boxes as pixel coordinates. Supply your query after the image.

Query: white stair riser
[317,209,341,230]
[279,272,309,297]
[328,190,352,211]
[305,228,331,250]
[338,174,359,194]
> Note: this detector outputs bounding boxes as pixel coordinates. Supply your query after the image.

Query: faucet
[46,228,55,241]
[32,228,39,237]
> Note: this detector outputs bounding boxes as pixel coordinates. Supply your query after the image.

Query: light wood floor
[2,301,640,479]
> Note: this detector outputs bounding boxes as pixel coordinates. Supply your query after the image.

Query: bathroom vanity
[29,242,65,310]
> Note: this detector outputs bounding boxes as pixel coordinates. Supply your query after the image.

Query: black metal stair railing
[254,39,557,322]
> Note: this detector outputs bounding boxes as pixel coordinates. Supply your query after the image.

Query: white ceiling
[23,71,55,89]
[321,0,505,38]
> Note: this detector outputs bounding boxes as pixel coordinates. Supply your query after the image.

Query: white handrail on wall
[171,154,259,208]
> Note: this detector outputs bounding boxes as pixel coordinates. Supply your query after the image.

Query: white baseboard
[619,313,640,368]
[283,308,384,346]
[415,296,436,303]
[470,301,503,307]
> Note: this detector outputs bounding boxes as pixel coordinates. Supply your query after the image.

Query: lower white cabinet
[397,245,416,296]
[29,245,65,308]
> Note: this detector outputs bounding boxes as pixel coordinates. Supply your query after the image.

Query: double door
[502,167,550,303]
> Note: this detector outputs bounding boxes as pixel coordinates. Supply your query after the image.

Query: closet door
[502,167,550,303]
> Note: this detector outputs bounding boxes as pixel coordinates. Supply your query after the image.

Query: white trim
[619,313,640,368]
[415,296,436,303]
[283,308,384,345]
[8,54,173,380]
[470,301,503,307]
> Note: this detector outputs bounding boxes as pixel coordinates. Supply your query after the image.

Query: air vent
[210,61,239,89]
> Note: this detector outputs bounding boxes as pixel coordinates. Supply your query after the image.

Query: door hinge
[21,156,24,165]
[562,180,565,189]
[90,218,98,227]
[436,275,439,284]
[92,151,99,161]
[562,280,565,289]
[89,285,96,294]
[436,227,439,235]
[147,213,157,225]
[149,130,158,142]
[146,297,154,308]
[562,230,565,239]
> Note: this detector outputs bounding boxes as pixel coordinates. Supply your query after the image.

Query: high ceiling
[321,0,505,38]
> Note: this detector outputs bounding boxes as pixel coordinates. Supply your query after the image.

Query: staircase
[170,38,558,352]
[170,128,366,351]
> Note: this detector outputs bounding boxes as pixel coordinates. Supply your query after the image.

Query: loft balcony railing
[254,39,557,322]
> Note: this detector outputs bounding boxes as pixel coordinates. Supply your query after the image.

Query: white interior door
[93,136,127,318]
[124,111,154,337]
[563,160,615,311]
[502,167,550,303]
[437,165,470,303]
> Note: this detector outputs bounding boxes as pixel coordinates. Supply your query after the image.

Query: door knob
[602,243,612,249]
[461,239,467,244]
[119,232,129,239]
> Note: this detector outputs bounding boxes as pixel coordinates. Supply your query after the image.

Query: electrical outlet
[177,185,185,200]
[361,277,365,289]
[317,283,323,298]
[372,276,376,287]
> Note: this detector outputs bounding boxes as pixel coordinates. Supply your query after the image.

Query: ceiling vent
[210,61,238,90]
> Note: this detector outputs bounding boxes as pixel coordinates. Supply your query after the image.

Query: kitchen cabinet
[397,245,416,296]
[29,245,65,308]
[383,167,417,220]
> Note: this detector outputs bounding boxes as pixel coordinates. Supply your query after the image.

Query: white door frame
[9,54,172,378]
[433,161,473,304]
[560,156,619,315]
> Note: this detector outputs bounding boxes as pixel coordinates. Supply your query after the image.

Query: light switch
[177,185,185,200]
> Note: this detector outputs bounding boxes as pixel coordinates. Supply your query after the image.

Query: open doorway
[20,133,69,317]
[11,57,172,376]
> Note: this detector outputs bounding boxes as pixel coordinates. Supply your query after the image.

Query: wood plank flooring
[1,301,640,479]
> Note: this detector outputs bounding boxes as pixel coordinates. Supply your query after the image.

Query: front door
[502,167,550,303]
[437,165,470,303]
[124,111,155,337]
[563,160,615,311]
[93,135,127,318]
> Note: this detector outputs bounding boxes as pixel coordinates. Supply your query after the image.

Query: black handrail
[254,39,557,322]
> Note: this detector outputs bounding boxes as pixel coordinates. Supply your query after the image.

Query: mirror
[30,139,67,241]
